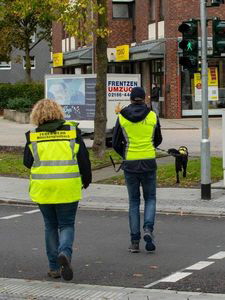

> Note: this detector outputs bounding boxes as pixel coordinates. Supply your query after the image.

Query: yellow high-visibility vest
[28,121,82,204]
[119,111,157,160]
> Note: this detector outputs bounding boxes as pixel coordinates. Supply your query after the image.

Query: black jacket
[151,87,160,102]
[112,103,162,173]
[23,119,92,189]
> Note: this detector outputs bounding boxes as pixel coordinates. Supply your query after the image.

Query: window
[159,0,165,20]
[149,0,156,22]
[23,56,35,69]
[0,61,11,70]
[112,3,133,19]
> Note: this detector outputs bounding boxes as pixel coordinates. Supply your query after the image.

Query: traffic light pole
[200,0,211,200]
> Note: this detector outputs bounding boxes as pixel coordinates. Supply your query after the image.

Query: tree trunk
[25,42,32,83]
[92,0,108,157]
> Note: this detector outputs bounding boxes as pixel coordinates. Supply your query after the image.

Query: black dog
[168,146,188,183]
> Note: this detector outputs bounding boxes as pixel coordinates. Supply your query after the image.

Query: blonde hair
[30,99,64,126]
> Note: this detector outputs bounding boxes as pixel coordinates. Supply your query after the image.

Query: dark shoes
[143,230,156,252]
[57,253,73,281]
[47,269,61,279]
[128,241,140,253]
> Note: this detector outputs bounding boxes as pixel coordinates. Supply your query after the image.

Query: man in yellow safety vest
[112,87,162,253]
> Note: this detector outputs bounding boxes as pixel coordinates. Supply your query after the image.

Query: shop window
[181,59,225,115]
[112,3,133,19]
[149,0,156,22]
[0,61,11,70]
[108,63,134,74]
[23,56,35,69]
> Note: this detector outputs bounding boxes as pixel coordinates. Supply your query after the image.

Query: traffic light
[213,19,225,56]
[178,20,199,72]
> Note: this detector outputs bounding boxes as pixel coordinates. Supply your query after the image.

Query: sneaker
[57,253,73,281]
[128,241,140,253]
[143,230,156,252]
[47,270,61,279]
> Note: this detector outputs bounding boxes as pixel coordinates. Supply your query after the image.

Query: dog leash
[156,147,197,158]
[109,155,122,172]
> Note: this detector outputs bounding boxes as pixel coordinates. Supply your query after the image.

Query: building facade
[0,39,51,83]
[52,0,225,119]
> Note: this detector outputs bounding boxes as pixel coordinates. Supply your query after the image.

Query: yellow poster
[53,53,63,67]
[194,67,219,101]
[116,45,129,61]
[208,67,218,86]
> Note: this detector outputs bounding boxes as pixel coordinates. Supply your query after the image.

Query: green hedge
[7,98,34,112]
[0,83,44,110]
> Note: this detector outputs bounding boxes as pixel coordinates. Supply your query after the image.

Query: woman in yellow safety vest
[23,99,92,281]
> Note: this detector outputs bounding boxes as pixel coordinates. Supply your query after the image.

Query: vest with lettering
[28,121,82,204]
[119,111,157,160]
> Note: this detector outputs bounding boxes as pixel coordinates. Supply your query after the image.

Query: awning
[130,40,165,61]
[63,47,92,66]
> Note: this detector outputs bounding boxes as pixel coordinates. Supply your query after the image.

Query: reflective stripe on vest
[31,172,80,179]
[119,111,157,160]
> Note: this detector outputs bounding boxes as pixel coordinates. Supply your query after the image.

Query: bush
[7,98,34,112]
[0,83,44,110]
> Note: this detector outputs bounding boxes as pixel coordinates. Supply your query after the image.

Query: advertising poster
[46,76,95,120]
[45,74,141,130]
[194,67,219,102]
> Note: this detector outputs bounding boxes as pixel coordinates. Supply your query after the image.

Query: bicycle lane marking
[144,251,225,288]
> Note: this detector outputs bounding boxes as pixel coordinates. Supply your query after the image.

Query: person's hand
[115,102,123,114]
[82,183,89,189]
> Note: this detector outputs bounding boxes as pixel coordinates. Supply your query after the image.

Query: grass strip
[96,157,223,188]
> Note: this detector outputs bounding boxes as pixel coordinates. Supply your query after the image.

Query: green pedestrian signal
[213,19,225,55]
[178,20,199,72]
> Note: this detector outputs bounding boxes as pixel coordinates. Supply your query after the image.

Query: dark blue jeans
[124,170,156,242]
[38,202,78,271]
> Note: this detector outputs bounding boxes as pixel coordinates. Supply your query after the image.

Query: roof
[130,40,165,61]
[63,47,92,66]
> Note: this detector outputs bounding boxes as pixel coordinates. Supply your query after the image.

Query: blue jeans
[38,202,78,271]
[124,170,156,241]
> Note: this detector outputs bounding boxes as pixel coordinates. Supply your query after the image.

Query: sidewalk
[1,278,225,300]
[0,116,223,156]
[0,176,225,216]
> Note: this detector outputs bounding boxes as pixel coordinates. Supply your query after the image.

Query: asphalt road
[1,204,225,294]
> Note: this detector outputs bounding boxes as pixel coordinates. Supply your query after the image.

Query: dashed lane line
[23,209,40,214]
[158,272,193,283]
[185,261,214,270]
[0,209,40,220]
[208,251,225,259]
[0,214,22,220]
[144,250,225,288]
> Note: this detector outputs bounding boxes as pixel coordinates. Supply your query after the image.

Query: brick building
[52,0,225,118]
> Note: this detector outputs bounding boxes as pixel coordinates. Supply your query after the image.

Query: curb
[1,198,225,217]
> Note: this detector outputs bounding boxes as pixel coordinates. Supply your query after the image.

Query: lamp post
[200,0,211,200]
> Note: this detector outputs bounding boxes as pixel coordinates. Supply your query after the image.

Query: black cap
[130,87,146,101]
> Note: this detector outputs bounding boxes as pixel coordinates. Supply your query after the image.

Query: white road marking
[185,261,214,270]
[144,272,192,288]
[208,251,225,260]
[159,272,192,283]
[0,214,22,220]
[23,209,40,214]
